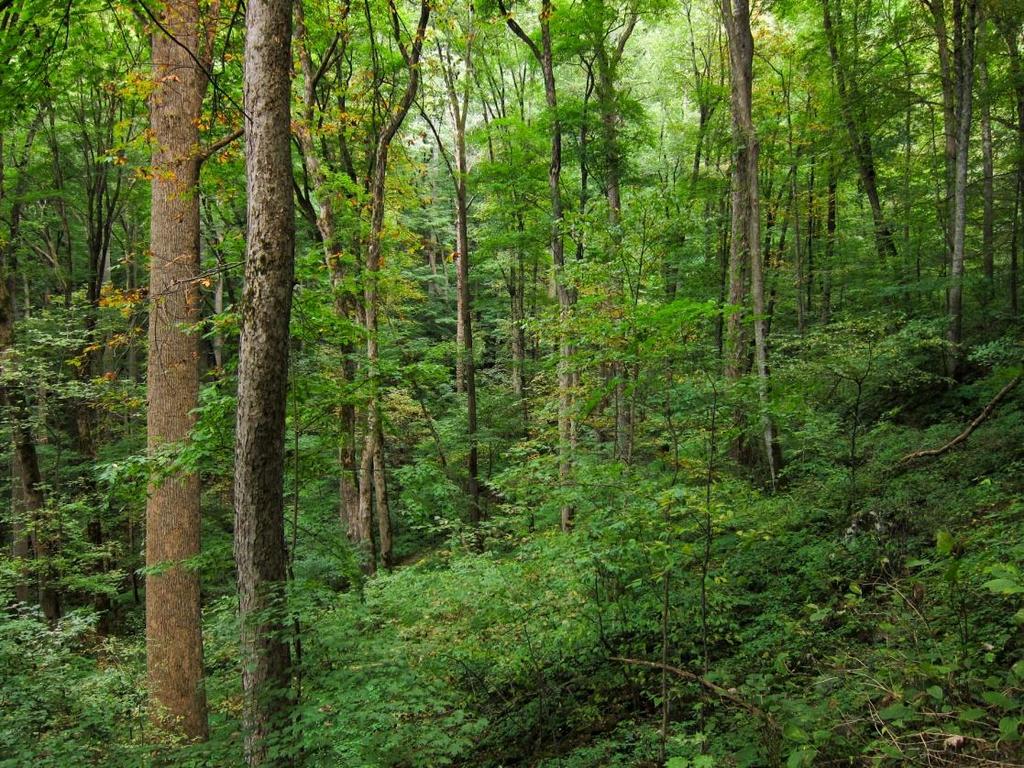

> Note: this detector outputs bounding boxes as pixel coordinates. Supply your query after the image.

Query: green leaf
[983,578,1024,595]
[786,747,817,768]
[878,702,915,721]
[936,530,954,556]
[783,722,809,743]
[981,691,1016,710]
[999,717,1021,742]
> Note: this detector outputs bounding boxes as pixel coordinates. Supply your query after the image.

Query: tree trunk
[235,0,295,761]
[946,0,978,380]
[723,0,782,488]
[145,0,210,739]
[998,15,1023,316]
[979,53,994,297]
[821,164,836,323]
[441,24,481,527]
[293,0,361,544]
[0,115,59,622]
[358,0,430,568]
[10,452,31,605]
[501,0,573,530]
[454,132,480,526]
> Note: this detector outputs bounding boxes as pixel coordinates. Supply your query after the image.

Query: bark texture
[145,0,209,740]
[235,0,295,762]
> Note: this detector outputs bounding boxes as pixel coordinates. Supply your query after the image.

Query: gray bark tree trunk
[722,0,782,488]
[946,0,978,379]
[235,0,295,762]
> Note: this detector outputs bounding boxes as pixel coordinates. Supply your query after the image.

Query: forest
[0,0,1023,764]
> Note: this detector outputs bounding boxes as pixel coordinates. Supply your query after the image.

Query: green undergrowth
[2,375,1022,767]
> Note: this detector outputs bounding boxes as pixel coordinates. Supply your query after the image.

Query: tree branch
[197,127,243,165]
[611,656,778,729]
[899,374,1022,464]
[496,0,542,64]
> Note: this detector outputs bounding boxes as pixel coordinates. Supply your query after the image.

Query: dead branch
[611,656,778,730]
[899,374,1022,464]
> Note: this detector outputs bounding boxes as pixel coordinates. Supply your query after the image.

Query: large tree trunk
[235,0,295,762]
[722,0,782,488]
[145,0,209,740]
[946,0,978,379]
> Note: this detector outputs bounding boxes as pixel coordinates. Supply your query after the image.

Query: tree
[821,0,899,264]
[499,0,575,530]
[234,0,295,762]
[721,0,780,486]
[943,0,978,379]
[426,3,481,525]
[357,0,431,570]
[293,0,362,546]
[144,0,213,739]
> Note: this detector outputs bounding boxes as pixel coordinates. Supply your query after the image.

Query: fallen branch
[899,373,1022,465]
[610,656,778,730]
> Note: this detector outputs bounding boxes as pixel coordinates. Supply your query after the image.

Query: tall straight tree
[293,0,362,545]
[145,0,210,740]
[722,0,781,487]
[235,0,295,762]
[945,0,978,379]
[499,0,575,530]
[433,3,481,525]
[358,0,431,571]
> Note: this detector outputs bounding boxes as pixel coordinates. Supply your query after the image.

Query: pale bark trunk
[723,0,781,488]
[946,0,978,380]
